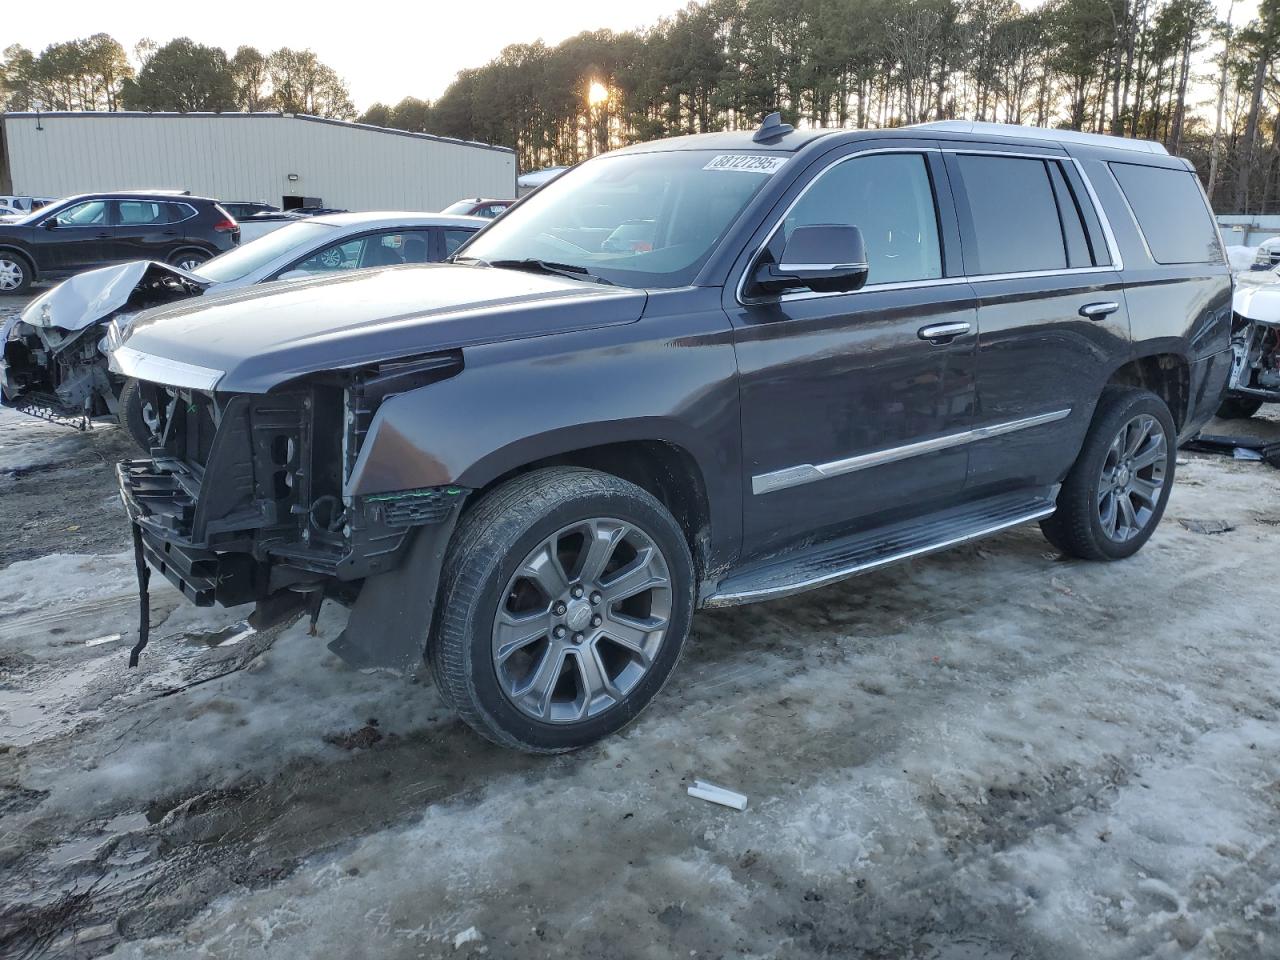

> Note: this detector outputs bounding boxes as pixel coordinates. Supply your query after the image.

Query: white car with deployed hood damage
[0,212,485,445]
[1221,281,1280,419]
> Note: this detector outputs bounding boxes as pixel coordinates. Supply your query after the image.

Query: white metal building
[0,112,516,212]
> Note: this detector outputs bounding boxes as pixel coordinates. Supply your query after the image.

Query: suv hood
[1234,283,1280,327]
[112,263,648,393]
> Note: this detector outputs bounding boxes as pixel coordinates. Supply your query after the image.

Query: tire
[0,252,32,294]
[116,378,154,451]
[169,249,210,272]
[1215,395,1264,420]
[429,467,695,753]
[1040,387,1177,561]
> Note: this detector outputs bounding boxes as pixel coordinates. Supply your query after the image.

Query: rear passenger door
[944,148,1131,494]
[114,200,191,263]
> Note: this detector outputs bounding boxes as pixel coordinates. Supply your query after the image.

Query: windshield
[441,200,478,215]
[195,221,336,283]
[458,150,787,288]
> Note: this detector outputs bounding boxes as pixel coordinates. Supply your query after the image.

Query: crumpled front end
[1228,285,1280,403]
[116,355,469,670]
[1,261,208,426]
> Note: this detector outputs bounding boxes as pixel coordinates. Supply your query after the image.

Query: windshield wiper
[487,258,614,286]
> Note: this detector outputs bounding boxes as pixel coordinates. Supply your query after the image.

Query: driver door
[726,145,979,559]
[34,199,115,273]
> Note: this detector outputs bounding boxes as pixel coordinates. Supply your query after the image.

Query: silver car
[1,212,486,443]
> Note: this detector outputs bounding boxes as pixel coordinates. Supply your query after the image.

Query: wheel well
[1107,354,1189,429]
[0,246,35,279]
[475,441,713,579]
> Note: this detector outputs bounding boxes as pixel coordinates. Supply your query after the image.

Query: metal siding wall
[1,115,516,211]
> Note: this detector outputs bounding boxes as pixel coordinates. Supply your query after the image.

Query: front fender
[344,297,742,560]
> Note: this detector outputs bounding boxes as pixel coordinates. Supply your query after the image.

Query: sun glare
[587,81,609,106]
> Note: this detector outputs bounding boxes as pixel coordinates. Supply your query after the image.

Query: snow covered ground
[1,399,1279,959]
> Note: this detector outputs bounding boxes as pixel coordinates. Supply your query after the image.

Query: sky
[7,0,692,111]
[5,0,1261,113]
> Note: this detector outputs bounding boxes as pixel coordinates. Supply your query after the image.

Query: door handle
[1079,301,1120,319]
[163,230,179,236]
[918,321,971,343]
[95,232,111,239]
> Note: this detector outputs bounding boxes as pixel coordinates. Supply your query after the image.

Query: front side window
[55,200,109,227]
[778,152,943,285]
[459,150,785,288]
[444,228,477,256]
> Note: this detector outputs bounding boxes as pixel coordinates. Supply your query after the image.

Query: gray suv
[112,118,1231,752]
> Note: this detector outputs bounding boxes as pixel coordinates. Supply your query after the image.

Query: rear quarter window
[1109,162,1222,265]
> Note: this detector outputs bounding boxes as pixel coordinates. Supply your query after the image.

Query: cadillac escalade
[110,117,1233,752]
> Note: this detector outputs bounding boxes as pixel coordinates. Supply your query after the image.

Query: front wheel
[1041,387,1177,561]
[430,467,694,753]
[116,378,154,451]
[0,254,32,294]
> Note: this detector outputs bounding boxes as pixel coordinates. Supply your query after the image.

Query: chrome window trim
[735,146,1125,307]
[751,408,1072,495]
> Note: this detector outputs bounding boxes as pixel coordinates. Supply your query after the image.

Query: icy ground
[1,406,1279,960]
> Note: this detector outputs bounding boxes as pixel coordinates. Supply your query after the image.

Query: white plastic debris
[453,926,482,949]
[687,779,748,810]
[85,634,121,646]
[1233,447,1264,461]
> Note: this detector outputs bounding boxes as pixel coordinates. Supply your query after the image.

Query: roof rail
[912,120,1169,156]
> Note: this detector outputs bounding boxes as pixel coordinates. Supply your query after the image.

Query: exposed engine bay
[0,261,207,427]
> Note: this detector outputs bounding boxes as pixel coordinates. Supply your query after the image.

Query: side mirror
[43,218,60,230]
[752,224,869,295]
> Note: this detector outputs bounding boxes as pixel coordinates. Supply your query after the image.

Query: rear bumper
[1182,347,1234,441]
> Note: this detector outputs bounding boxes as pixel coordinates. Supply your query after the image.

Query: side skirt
[704,487,1059,608]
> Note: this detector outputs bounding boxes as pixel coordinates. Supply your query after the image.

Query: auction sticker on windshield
[703,154,789,174]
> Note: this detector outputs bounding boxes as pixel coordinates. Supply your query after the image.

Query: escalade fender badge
[110,345,224,391]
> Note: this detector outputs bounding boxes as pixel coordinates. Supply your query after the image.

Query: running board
[705,489,1059,607]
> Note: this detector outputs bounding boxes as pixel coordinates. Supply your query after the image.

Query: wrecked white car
[1,212,486,446]
[1223,282,1280,418]
[1,260,208,443]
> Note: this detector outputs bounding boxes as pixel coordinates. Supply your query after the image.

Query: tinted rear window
[954,155,1069,274]
[1109,162,1222,265]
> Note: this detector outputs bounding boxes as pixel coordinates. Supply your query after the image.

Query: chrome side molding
[752,408,1072,495]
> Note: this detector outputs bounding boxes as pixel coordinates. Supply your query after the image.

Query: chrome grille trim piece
[751,408,1072,495]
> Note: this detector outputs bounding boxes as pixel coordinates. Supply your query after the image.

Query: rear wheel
[116,378,153,451]
[1041,387,1176,561]
[0,254,32,294]
[429,467,694,753]
[1215,395,1264,420]
[169,249,210,272]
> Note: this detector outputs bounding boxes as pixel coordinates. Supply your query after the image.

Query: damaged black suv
[112,118,1232,752]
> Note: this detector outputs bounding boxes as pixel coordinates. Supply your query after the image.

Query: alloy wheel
[492,518,672,724]
[1097,413,1168,542]
[176,255,207,271]
[0,258,25,291]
